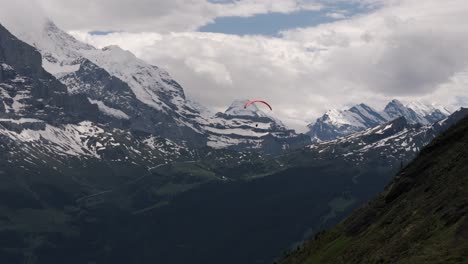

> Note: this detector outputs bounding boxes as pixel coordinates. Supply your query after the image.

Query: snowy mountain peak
[24,21,186,112]
[383,99,427,124]
[406,101,452,117]
[322,103,386,128]
[101,45,139,62]
[1,20,308,153]
[223,99,285,126]
[350,103,375,115]
[15,20,91,75]
[44,20,94,50]
[308,99,451,142]
[225,99,264,117]
[387,99,404,107]
[321,108,359,127]
[307,103,386,142]
[202,98,304,151]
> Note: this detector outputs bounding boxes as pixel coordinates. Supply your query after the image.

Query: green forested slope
[280,117,468,264]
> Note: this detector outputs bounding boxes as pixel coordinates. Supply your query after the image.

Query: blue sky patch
[89,30,116,36]
[199,1,378,36]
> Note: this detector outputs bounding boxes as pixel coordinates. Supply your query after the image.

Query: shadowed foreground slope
[280,116,468,264]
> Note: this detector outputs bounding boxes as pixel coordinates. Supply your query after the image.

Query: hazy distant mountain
[307,99,451,142]
[405,100,451,124]
[307,103,387,142]
[309,108,468,167]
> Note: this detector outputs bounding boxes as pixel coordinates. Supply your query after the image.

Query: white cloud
[69,0,468,132]
[13,0,323,33]
[185,57,233,86]
[326,12,347,19]
[2,0,468,132]
[71,31,329,130]
[0,0,48,37]
[283,0,468,96]
[217,0,322,17]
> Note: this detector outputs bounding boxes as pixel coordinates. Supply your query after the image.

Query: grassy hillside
[279,117,468,264]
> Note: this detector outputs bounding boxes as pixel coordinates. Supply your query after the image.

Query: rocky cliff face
[0,24,98,124]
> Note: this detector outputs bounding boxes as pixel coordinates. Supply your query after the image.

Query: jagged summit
[383,99,426,124]
[201,99,306,151]
[225,99,263,117]
[307,103,387,142]
[220,99,285,126]
[406,100,451,117]
[348,103,387,126]
[406,100,452,124]
[223,99,281,122]
[308,99,452,142]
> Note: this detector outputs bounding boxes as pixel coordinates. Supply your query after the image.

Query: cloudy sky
[2,0,468,131]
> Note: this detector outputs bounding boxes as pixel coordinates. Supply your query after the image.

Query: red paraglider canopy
[244,100,273,111]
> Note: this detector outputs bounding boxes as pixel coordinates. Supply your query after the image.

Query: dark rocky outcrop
[0,24,98,123]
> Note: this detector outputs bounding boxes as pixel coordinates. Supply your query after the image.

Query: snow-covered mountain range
[1,18,463,166]
[307,107,468,169]
[307,99,452,142]
[2,19,468,264]
[1,20,308,155]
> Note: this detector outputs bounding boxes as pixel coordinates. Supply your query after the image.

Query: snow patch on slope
[0,121,103,158]
[88,98,130,120]
[205,126,269,137]
[42,59,81,75]
[323,109,367,128]
[0,118,43,124]
[1,63,13,71]
[207,135,244,149]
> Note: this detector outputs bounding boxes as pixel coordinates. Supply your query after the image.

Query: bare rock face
[0,24,99,124]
